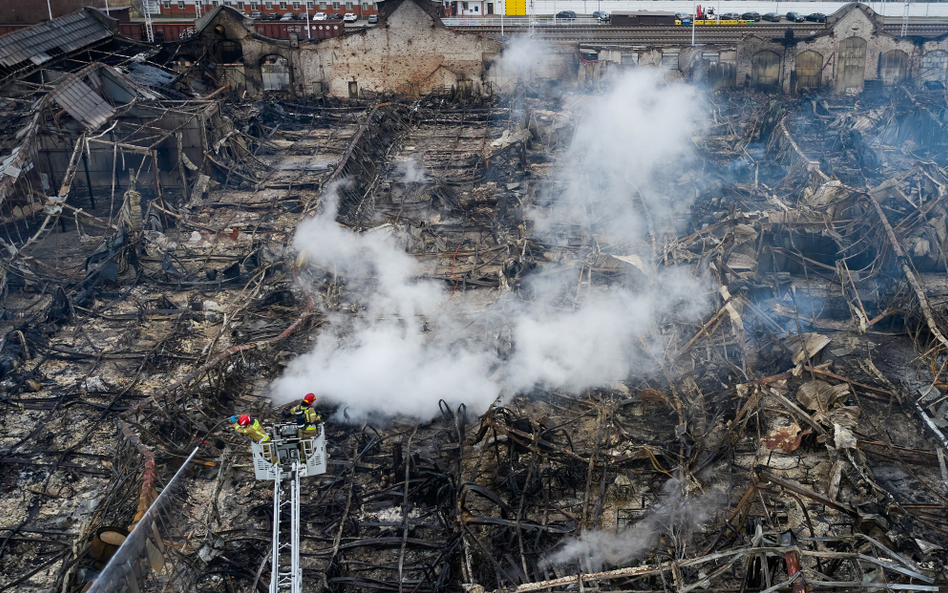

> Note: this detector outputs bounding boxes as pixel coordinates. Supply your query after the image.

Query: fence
[85,446,202,593]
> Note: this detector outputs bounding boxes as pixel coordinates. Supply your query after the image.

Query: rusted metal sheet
[795,50,822,90]
[763,423,811,454]
[119,22,142,39]
[154,23,198,41]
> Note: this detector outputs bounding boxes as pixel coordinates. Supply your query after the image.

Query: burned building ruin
[4,2,948,593]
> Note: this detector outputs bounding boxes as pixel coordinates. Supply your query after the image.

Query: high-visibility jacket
[234,419,269,442]
[291,404,321,430]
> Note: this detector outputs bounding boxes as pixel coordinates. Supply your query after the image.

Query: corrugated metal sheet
[49,75,115,131]
[126,62,177,87]
[0,11,112,71]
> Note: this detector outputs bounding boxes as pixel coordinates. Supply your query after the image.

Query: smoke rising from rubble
[543,479,723,572]
[531,68,704,239]
[272,184,502,420]
[271,63,709,422]
[492,37,559,87]
[394,158,427,183]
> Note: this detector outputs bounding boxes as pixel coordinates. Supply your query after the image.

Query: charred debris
[4,65,948,593]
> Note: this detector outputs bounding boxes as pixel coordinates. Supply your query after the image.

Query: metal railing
[85,446,202,593]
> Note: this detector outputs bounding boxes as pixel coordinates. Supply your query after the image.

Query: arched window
[795,51,822,89]
[261,54,290,90]
[214,40,243,64]
[751,51,780,90]
[838,37,867,91]
[878,50,908,86]
[920,50,948,87]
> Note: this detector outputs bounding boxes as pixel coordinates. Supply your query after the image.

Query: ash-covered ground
[4,70,948,593]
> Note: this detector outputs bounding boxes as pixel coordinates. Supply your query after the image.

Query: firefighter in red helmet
[231,414,270,442]
[291,393,321,437]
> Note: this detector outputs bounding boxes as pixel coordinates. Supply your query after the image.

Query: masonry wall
[298,1,502,97]
[587,5,948,95]
[179,10,299,97]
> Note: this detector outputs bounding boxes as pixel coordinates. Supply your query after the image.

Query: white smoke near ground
[271,52,710,422]
[273,184,502,420]
[543,479,724,572]
[530,69,703,240]
[394,157,427,183]
[491,36,561,88]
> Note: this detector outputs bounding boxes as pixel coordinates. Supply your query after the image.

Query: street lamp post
[691,0,696,44]
[46,0,52,20]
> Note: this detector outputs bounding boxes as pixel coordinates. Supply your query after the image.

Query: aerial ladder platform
[251,422,328,593]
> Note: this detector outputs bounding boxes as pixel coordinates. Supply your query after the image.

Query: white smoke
[273,185,502,420]
[394,158,427,183]
[271,63,709,422]
[490,36,562,90]
[530,70,703,239]
[543,479,723,572]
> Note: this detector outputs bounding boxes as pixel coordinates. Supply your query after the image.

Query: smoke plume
[543,479,723,572]
[271,64,709,422]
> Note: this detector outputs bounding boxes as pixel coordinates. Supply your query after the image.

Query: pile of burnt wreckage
[4,5,948,593]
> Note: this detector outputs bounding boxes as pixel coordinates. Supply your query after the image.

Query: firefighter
[231,414,270,442]
[291,393,322,437]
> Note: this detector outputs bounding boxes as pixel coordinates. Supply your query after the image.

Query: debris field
[3,64,948,593]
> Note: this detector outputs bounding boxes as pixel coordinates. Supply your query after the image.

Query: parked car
[266,12,280,20]
[592,10,609,22]
[297,12,309,19]
[367,13,378,23]
[555,10,576,19]
[279,12,295,20]
[805,12,826,22]
[762,12,781,22]
[343,12,357,21]
[741,11,760,21]
[719,12,739,20]
[328,12,344,20]
[313,11,327,19]
[250,11,264,19]
[785,11,805,22]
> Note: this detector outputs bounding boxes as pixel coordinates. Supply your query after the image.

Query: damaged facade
[176,0,505,98]
[586,4,948,93]
[7,2,948,593]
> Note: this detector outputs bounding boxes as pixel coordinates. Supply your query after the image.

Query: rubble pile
[4,75,948,593]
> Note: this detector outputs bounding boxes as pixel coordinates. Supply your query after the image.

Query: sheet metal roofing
[0,10,113,72]
[49,75,115,131]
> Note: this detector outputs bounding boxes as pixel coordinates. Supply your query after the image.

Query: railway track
[452,23,823,42]
[448,22,948,42]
